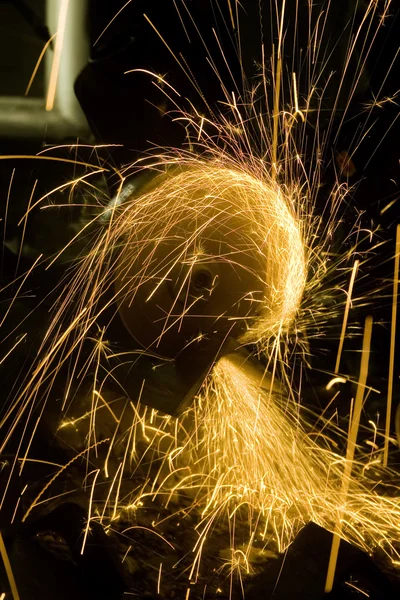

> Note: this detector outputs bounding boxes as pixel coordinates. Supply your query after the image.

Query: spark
[1,168,14,275]
[345,581,370,597]
[121,526,175,550]
[271,1,286,176]
[15,180,37,276]
[157,562,163,595]
[380,197,399,215]
[93,0,133,47]
[124,69,181,97]
[0,155,108,171]
[0,255,42,329]
[335,260,359,374]
[22,438,109,522]
[0,334,27,365]
[291,73,305,122]
[363,89,400,110]
[143,14,190,88]
[326,377,347,390]
[383,223,400,467]
[81,469,101,554]
[25,33,57,96]
[18,168,106,225]
[58,396,119,431]
[0,532,20,600]
[325,315,373,593]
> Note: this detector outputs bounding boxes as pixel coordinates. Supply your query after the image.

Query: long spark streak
[325,315,373,593]
[22,439,109,522]
[0,532,20,600]
[335,259,359,373]
[81,469,101,554]
[25,33,57,96]
[0,333,27,365]
[0,155,108,171]
[271,1,286,177]
[93,0,133,47]
[383,223,400,467]
[157,562,163,595]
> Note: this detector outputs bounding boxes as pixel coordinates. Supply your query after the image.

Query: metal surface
[0,0,90,139]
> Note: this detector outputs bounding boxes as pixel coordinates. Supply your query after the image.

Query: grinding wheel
[114,173,271,358]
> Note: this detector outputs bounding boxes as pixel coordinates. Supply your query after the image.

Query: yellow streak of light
[16,180,37,275]
[0,155,108,171]
[22,438,109,523]
[0,306,89,459]
[36,143,123,155]
[380,197,399,215]
[17,169,105,227]
[93,390,119,423]
[383,223,400,467]
[142,14,205,106]
[157,562,163,595]
[335,260,359,373]
[345,581,370,597]
[0,334,27,365]
[0,532,20,600]
[325,377,347,390]
[2,168,15,274]
[81,469,101,554]
[17,458,64,468]
[0,256,42,329]
[46,0,70,111]
[25,34,57,96]
[93,0,133,47]
[325,315,373,593]
[271,1,286,177]
[226,0,235,30]
[124,69,181,96]
[292,73,305,122]
[121,526,175,550]
[143,14,187,78]
[100,462,122,523]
